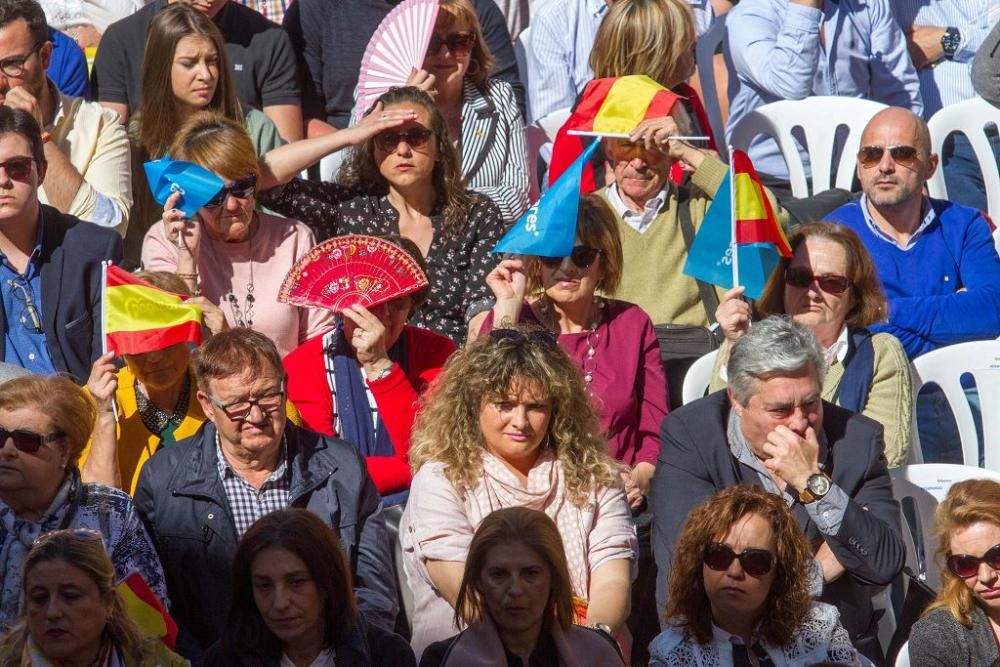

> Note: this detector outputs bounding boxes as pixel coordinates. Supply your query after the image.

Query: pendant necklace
[537,295,604,384]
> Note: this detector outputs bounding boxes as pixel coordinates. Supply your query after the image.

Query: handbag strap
[674,186,720,325]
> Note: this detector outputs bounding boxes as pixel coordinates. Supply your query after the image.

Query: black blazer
[649,391,904,652]
[0,205,121,383]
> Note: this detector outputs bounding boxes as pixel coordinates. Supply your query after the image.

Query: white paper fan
[352,0,439,123]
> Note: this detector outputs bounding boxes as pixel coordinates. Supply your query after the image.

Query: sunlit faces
[197,363,287,456]
[170,34,219,114]
[538,242,604,307]
[0,406,67,498]
[856,111,936,209]
[479,379,553,477]
[25,559,113,664]
[730,369,823,458]
[948,521,1000,613]
[0,132,42,223]
[0,17,50,102]
[703,512,777,628]
[423,17,473,92]
[606,139,670,207]
[342,297,412,350]
[198,173,256,242]
[374,103,438,190]
[251,547,325,649]
[125,343,191,392]
[479,541,553,635]
[782,237,854,343]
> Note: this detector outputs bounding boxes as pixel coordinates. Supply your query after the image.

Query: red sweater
[283,325,456,494]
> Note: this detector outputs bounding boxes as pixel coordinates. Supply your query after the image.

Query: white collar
[859,194,936,251]
[605,181,669,218]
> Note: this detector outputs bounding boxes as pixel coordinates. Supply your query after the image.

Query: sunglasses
[703,542,775,577]
[374,127,435,152]
[0,156,36,182]
[857,145,920,169]
[785,267,850,295]
[538,246,602,270]
[428,32,477,57]
[605,140,667,165]
[488,328,559,347]
[204,175,257,209]
[947,543,1000,578]
[0,426,64,454]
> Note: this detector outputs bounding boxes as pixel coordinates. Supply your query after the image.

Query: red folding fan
[278,235,429,313]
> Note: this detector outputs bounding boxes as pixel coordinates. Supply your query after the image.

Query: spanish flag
[103,265,202,355]
[117,572,178,649]
[548,75,681,191]
[683,149,791,300]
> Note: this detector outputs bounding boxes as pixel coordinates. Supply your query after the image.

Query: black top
[92,0,300,113]
[262,179,505,345]
[282,0,525,128]
[421,628,560,667]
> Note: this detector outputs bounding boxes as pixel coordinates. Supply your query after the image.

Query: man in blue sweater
[826,106,1000,359]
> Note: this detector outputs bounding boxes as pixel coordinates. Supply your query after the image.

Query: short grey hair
[727,316,826,406]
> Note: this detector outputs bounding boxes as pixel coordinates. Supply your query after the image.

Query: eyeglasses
[206,385,285,421]
[703,542,775,577]
[374,127,435,153]
[538,245,602,270]
[488,328,559,347]
[857,145,920,169]
[947,544,1000,578]
[428,32,477,57]
[0,41,44,78]
[605,139,666,165]
[0,426,63,454]
[7,279,42,333]
[204,175,257,209]
[32,527,103,547]
[784,267,850,295]
[0,157,36,182]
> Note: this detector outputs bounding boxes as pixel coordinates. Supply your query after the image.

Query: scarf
[21,636,124,667]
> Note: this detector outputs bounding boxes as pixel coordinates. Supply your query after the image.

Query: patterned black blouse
[262,178,506,345]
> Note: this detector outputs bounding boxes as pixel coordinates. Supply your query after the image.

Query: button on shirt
[216,434,291,538]
[605,182,669,234]
[0,225,55,375]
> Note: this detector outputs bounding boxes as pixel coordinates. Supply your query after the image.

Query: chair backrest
[894,640,910,667]
[682,349,719,405]
[535,107,571,143]
[927,97,1000,223]
[912,341,1000,470]
[730,97,887,197]
[694,12,728,160]
[514,26,531,121]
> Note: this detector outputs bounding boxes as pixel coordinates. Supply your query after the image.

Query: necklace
[135,375,190,436]
[204,214,256,329]
[536,295,604,384]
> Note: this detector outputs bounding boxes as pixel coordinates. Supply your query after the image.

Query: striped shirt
[893,0,1000,117]
[215,434,291,538]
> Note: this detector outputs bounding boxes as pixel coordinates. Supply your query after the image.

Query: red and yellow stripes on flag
[731,149,793,257]
[569,75,681,134]
[117,572,178,649]
[104,265,202,355]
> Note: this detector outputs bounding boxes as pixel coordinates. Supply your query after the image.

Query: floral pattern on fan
[278,235,429,313]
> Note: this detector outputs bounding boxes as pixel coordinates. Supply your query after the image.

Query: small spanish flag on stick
[117,572,178,649]
[102,263,202,356]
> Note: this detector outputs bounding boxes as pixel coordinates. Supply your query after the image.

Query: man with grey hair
[650,317,903,662]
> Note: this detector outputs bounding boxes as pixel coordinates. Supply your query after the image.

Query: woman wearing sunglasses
[255,85,504,346]
[142,111,333,357]
[400,327,636,659]
[650,485,867,666]
[910,479,1000,666]
[0,376,167,635]
[711,222,913,467]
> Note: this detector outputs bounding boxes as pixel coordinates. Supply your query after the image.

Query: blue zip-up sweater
[826,197,1000,358]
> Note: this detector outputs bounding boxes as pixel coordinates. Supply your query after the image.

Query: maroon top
[483,299,669,466]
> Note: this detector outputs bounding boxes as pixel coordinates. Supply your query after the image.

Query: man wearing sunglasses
[651,318,903,663]
[134,328,398,662]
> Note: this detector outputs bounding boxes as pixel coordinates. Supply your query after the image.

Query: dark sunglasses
[857,145,920,169]
[488,328,559,347]
[204,175,257,209]
[374,127,435,152]
[947,544,1000,578]
[703,542,775,577]
[0,157,36,182]
[785,267,850,295]
[0,426,63,454]
[538,245,602,270]
[605,140,667,165]
[428,32,477,57]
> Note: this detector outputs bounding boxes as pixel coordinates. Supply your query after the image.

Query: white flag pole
[729,146,739,291]
[567,130,710,141]
[100,260,119,424]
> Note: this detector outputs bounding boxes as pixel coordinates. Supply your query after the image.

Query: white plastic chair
[526,107,572,195]
[894,640,910,667]
[912,341,1000,471]
[927,97,1000,223]
[729,97,887,197]
[514,26,531,122]
[695,12,728,160]
[681,349,719,405]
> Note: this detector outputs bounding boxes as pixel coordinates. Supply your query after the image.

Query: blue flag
[492,141,601,256]
[682,171,781,300]
[144,158,225,218]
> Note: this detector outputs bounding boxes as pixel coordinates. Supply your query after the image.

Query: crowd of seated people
[0,0,999,664]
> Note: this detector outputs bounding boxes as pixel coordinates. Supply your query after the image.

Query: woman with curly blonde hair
[650,486,867,666]
[401,328,637,659]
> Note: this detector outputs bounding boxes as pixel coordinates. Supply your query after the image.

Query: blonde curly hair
[409,328,622,505]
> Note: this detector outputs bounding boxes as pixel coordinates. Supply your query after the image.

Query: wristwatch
[941,27,961,60]
[799,472,832,504]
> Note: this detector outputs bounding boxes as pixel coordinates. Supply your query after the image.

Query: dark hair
[222,509,357,657]
[0,106,44,164]
[338,86,473,240]
[0,0,48,48]
[192,327,285,393]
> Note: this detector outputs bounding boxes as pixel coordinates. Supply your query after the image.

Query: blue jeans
[941,131,1000,214]
[916,384,984,465]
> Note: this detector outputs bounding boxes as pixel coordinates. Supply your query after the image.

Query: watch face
[808,474,831,496]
